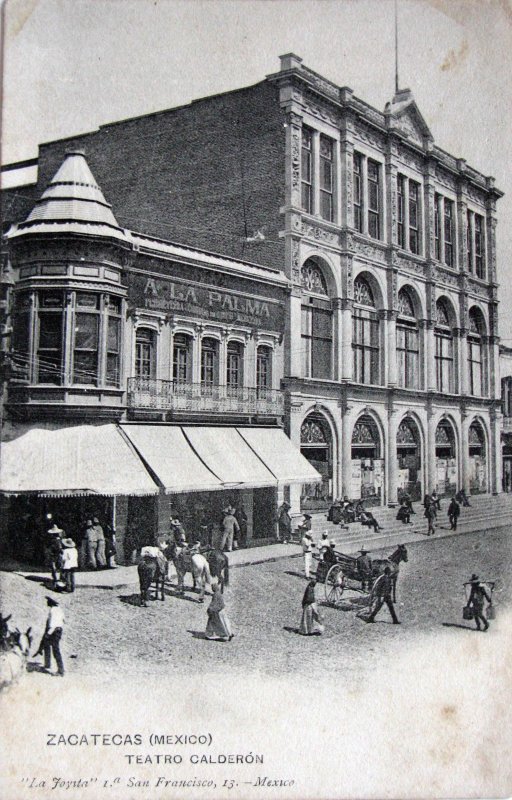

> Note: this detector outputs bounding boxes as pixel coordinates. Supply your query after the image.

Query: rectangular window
[311,307,333,380]
[301,306,312,378]
[408,181,420,254]
[256,348,271,391]
[397,324,419,389]
[444,199,454,267]
[352,310,379,384]
[301,127,313,214]
[468,338,483,396]
[226,345,242,389]
[135,330,155,380]
[173,334,190,384]
[434,194,441,260]
[435,332,454,393]
[475,214,485,279]
[467,210,474,272]
[319,135,333,222]
[201,340,218,390]
[353,152,362,232]
[367,159,380,239]
[73,312,99,384]
[397,174,405,249]
[37,303,63,385]
[106,317,120,386]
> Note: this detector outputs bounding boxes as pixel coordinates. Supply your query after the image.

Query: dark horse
[203,547,229,592]
[371,544,408,602]
[137,554,167,607]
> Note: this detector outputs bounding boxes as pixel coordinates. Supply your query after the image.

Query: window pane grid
[301,128,313,214]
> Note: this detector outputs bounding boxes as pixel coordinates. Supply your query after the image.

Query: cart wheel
[325,565,345,606]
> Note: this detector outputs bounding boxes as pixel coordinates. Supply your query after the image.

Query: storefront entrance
[468,421,487,494]
[300,415,333,510]
[351,415,384,507]
[435,419,457,498]
[396,418,422,502]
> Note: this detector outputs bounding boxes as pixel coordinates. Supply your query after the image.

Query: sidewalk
[5,513,511,590]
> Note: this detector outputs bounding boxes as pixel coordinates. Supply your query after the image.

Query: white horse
[0,627,32,692]
[168,545,213,602]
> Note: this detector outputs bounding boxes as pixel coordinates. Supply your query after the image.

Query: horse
[371,544,408,602]
[137,550,167,607]
[167,544,213,602]
[0,626,32,691]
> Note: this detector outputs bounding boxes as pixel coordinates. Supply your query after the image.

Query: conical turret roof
[7,151,129,243]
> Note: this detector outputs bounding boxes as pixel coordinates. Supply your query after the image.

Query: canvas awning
[0,423,158,496]
[238,427,322,485]
[120,424,321,494]
[119,424,223,493]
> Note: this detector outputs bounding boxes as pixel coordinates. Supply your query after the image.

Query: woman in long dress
[299,580,324,636]
[205,581,233,641]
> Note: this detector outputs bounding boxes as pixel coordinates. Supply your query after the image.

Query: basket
[486,604,496,620]
[462,605,474,620]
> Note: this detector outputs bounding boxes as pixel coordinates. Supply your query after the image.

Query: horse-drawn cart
[315,544,408,608]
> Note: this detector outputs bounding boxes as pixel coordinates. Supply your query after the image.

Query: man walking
[301,532,315,579]
[467,574,492,631]
[364,567,400,624]
[424,502,436,536]
[35,596,65,676]
[45,523,64,586]
[277,501,292,542]
[447,496,461,531]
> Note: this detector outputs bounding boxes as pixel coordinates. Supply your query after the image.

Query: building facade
[1,53,504,558]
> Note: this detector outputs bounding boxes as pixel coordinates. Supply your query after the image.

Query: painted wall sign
[128,272,285,333]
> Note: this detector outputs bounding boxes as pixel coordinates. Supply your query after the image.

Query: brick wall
[32,81,286,272]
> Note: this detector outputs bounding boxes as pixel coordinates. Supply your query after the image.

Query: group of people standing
[424,488,470,536]
[43,513,117,591]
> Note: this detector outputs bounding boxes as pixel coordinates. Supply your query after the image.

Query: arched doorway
[435,419,457,497]
[300,414,333,510]
[468,420,487,494]
[396,417,422,501]
[351,415,384,506]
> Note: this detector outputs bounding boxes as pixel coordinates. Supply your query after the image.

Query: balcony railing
[127,378,284,416]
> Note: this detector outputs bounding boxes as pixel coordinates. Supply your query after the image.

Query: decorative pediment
[385,89,433,146]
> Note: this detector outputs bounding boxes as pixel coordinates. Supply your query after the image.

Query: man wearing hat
[45,523,64,586]
[301,526,315,579]
[60,538,78,593]
[34,596,65,677]
[364,566,400,625]
[323,540,337,567]
[467,574,492,631]
[277,501,292,542]
[356,547,373,591]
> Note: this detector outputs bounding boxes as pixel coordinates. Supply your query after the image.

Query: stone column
[341,405,354,499]
[460,410,470,496]
[387,407,400,506]
[457,327,468,396]
[191,330,202,384]
[491,409,503,494]
[341,298,353,381]
[332,298,343,382]
[288,285,302,377]
[384,310,398,387]
[339,116,354,229]
[288,399,304,515]
[219,331,228,386]
[425,320,436,392]
[427,409,437,494]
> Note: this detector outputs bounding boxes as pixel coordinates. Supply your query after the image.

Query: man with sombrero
[60,537,78,593]
[466,574,492,631]
[44,523,64,587]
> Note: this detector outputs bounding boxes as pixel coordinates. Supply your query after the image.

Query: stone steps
[293,494,512,555]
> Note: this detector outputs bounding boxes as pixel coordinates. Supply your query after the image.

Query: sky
[1,0,511,339]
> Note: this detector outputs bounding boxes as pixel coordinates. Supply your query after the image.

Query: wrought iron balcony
[127,378,284,417]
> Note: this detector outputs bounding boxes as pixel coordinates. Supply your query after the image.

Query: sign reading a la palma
[129,273,285,333]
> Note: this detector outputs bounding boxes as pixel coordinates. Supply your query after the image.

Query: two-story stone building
[1,53,504,560]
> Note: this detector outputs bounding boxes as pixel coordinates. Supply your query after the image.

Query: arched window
[201,337,219,390]
[397,288,419,389]
[300,259,333,380]
[352,276,380,385]
[468,309,485,396]
[172,333,191,384]
[135,328,156,380]
[435,299,454,393]
[256,345,272,391]
[226,340,243,390]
